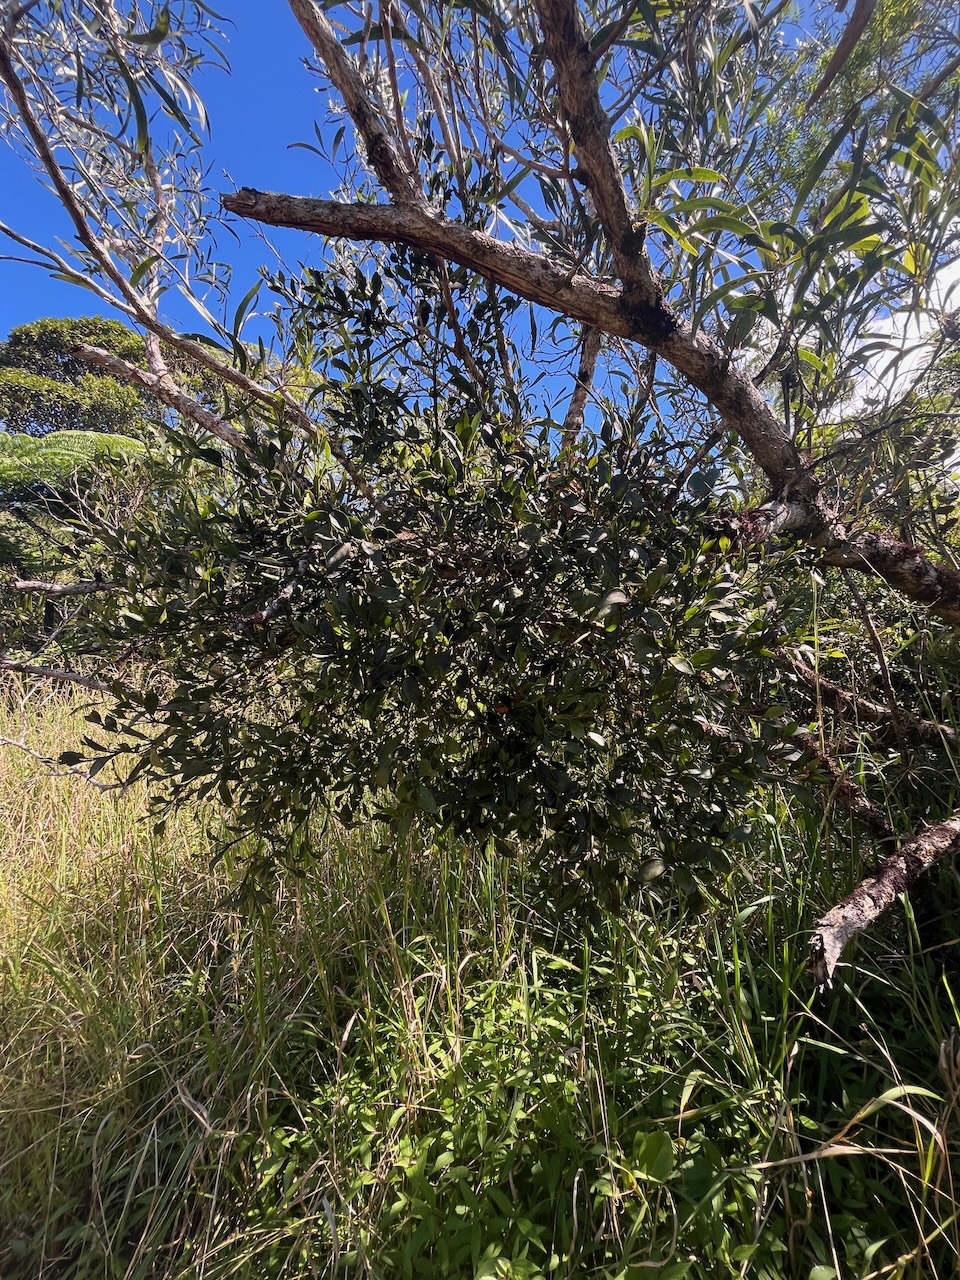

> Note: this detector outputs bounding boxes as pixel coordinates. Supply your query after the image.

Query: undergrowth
[0,680,957,1278]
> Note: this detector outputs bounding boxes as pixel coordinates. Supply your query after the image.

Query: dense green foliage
[73,414,797,893]
[0,1,957,894]
[32,266,955,905]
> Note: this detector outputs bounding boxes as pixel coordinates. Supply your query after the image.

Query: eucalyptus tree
[1,0,959,979]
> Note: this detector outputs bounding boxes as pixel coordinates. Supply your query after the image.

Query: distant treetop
[0,316,151,439]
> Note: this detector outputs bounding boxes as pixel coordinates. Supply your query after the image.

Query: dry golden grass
[0,676,214,936]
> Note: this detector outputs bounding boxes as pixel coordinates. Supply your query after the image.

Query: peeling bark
[819,532,960,622]
[810,814,960,987]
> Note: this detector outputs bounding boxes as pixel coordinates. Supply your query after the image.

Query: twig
[841,570,906,751]
[0,658,112,692]
[590,1,644,62]
[0,734,121,790]
[2,0,42,37]
[663,424,722,511]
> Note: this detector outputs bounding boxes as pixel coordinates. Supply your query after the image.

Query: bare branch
[71,342,251,453]
[488,130,568,181]
[783,653,958,750]
[792,728,893,843]
[223,188,627,326]
[810,812,960,987]
[9,577,115,597]
[561,325,601,449]
[287,0,424,205]
[532,0,660,308]
[0,658,112,692]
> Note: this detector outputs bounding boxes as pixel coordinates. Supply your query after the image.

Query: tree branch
[810,812,960,987]
[223,188,628,327]
[221,187,960,625]
[287,0,424,206]
[561,324,601,449]
[806,0,877,108]
[220,188,805,485]
[819,531,960,626]
[533,0,661,311]
[0,658,112,691]
[0,733,121,790]
[793,728,893,843]
[2,1,42,36]
[8,577,115,597]
[70,343,382,505]
[784,653,959,749]
[71,342,251,453]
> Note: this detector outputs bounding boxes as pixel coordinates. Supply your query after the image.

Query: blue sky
[0,2,339,340]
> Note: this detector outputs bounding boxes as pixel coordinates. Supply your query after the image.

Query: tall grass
[0,679,957,1278]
